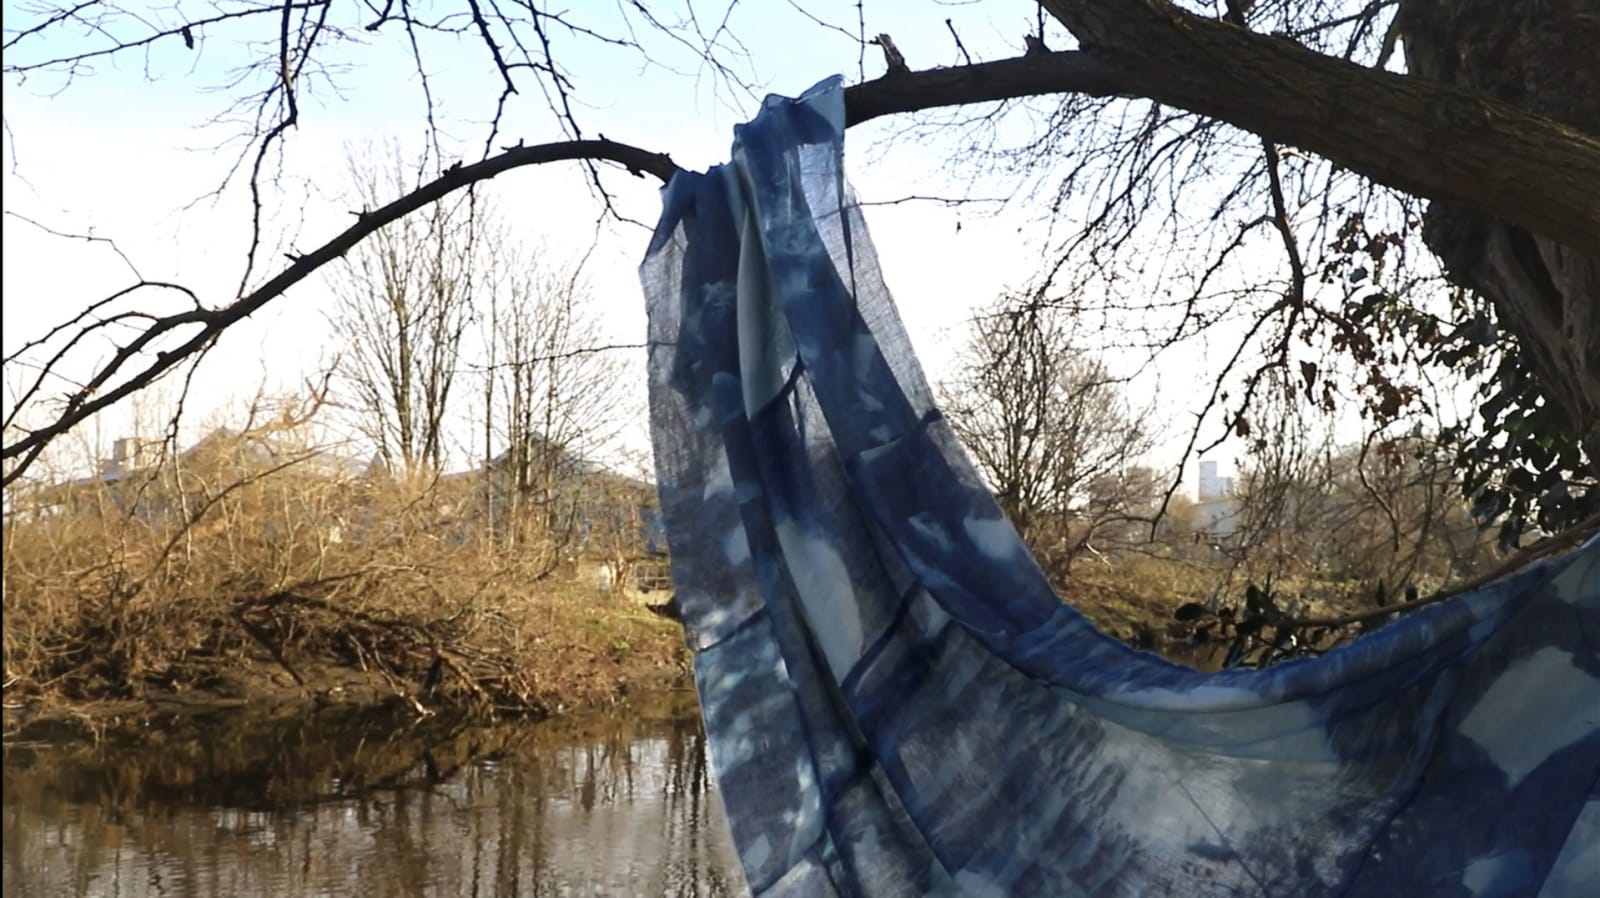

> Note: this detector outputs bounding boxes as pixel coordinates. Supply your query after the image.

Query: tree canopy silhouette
[4,0,1595,538]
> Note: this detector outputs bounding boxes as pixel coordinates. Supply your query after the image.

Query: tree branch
[1,139,677,480]
[843,40,1600,255]
[1046,0,1600,253]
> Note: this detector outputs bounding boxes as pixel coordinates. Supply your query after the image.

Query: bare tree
[1226,370,1500,595]
[329,149,476,478]
[1080,464,1166,551]
[582,453,661,594]
[939,297,1154,575]
[1334,435,1499,587]
[479,248,630,561]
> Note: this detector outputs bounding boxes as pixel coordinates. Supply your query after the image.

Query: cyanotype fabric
[640,76,1600,898]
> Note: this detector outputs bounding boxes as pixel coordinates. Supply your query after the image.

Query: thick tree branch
[844,33,1600,255]
[842,51,1122,125]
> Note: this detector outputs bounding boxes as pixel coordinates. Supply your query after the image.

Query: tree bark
[1397,0,1600,462]
[848,49,1600,258]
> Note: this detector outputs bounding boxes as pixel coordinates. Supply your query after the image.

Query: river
[2,693,742,897]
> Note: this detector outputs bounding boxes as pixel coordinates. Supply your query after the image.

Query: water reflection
[2,694,740,897]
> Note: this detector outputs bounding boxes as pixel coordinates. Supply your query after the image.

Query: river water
[2,693,742,897]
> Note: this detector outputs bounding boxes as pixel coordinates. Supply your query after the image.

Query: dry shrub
[1,425,686,714]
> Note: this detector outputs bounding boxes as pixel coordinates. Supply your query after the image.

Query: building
[1193,460,1240,542]
[11,428,370,529]
[1197,460,1236,501]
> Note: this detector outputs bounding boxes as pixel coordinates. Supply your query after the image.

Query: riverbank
[2,578,692,732]
[1,510,1493,733]
[3,425,702,730]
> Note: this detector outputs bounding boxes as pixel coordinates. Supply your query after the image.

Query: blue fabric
[639,76,1600,898]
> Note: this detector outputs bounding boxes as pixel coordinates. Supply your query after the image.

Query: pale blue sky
[3,1,1265,485]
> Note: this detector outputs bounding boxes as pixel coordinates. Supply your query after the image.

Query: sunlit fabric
[639,76,1600,898]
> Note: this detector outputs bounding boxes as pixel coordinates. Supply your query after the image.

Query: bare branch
[4,3,325,73]
[2,138,677,483]
[3,210,144,279]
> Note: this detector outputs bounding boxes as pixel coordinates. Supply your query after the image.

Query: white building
[1194,460,1240,542]
[1197,460,1237,501]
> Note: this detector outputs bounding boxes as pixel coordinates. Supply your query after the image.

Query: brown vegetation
[0,390,1573,729]
[936,298,1518,668]
[1040,429,1522,669]
[1,414,687,722]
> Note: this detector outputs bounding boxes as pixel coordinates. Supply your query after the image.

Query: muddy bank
[3,591,692,731]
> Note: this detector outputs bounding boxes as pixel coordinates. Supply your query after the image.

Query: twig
[460,342,648,373]
[944,19,972,66]
[231,609,306,686]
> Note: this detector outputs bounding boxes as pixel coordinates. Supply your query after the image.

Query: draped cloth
[639,76,1600,898]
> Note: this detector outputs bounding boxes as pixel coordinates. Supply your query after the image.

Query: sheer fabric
[640,76,1600,898]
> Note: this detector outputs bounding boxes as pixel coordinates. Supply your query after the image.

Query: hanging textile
[639,76,1600,898]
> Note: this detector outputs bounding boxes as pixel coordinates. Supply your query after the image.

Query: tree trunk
[1397,0,1600,462]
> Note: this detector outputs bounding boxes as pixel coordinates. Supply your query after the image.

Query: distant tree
[939,297,1154,575]
[329,148,477,478]
[1229,368,1499,591]
[1152,491,1199,550]
[479,247,629,560]
[1078,464,1165,549]
[582,452,662,593]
